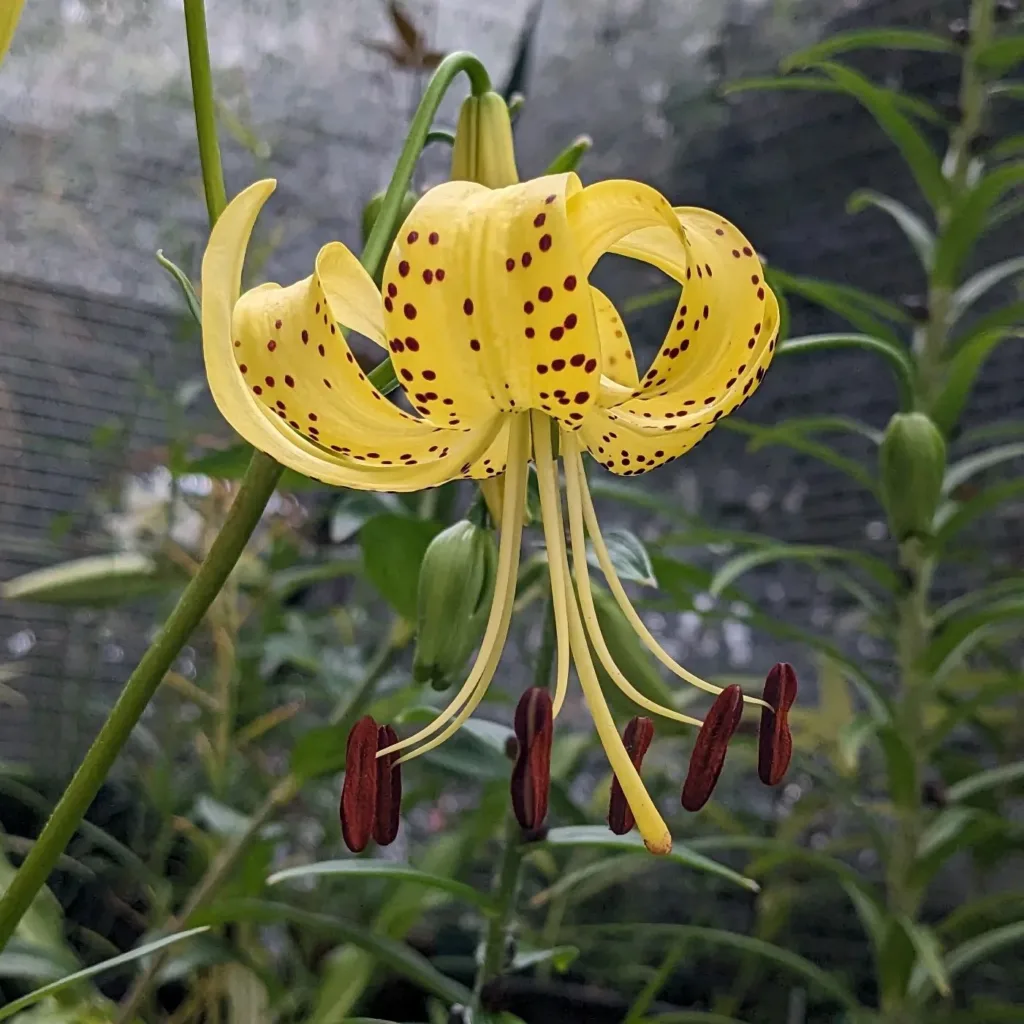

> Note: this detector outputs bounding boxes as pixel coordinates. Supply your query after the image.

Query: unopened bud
[451,91,520,188]
[879,412,947,543]
[340,716,379,853]
[510,687,554,830]
[758,663,798,787]
[373,724,402,846]
[413,520,497,690]
[608,717,654,835]
[681,685,744,812]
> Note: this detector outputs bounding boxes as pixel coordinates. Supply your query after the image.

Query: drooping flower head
[202,172,794,855]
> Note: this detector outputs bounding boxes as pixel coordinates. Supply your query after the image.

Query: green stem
[0,26,493,953]
[184,0,227,226]
[882,5,995,1018]
[114,775,300,1023]
[919,0,996,407]
[472,816,523,1011]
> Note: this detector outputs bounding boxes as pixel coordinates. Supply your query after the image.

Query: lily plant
[203,154,794,856]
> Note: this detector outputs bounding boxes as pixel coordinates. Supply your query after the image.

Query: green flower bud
[413,520,498,691]
[361,188,419,251]
[451,91,519,188]
[878,412,947,542]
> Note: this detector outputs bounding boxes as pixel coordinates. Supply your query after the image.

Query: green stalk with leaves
[674,1,1024,1020]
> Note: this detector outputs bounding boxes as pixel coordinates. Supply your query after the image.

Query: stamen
[340,716,379,853]
[758,662,798,786]
[681,685,743,812]
[608,716,654,835]
[562,435,702,728]
[379,416,532,762]
[573,458,768,711]
[510,687,554,830]
[529,410,576,718]
[373,724,402,845]
[563,559,672,855]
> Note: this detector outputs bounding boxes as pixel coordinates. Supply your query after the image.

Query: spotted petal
[581,289,780,475]
[625,208,771,402]
[381,174,601,434]
[202,179,502,490]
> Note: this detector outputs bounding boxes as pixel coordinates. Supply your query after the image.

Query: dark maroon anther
[510,687,554,831]
[608,716,655,835]
[758,662,798,786]
[340,716,379,853]
[373,724,402,846]
[681,685,744,812]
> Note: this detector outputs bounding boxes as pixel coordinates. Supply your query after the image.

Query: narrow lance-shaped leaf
[721,418,880,494]
[975,37,1024,76]
[933,166,1024,288]
[783,62,949,210]
[764,268,909,342]
[157,250,203,326]
[267,860,494,911]
[777,334,914,409]
[580,923,861,1011]
[929,330,1020,435]
[780,28,957,71]
[847,189,935,269]
[709,544,898,598]
[943,443,1024,494]
[909,922,1024,998]
[0,928,210,1022]
[722,75,946,127]
[538,826,760,893]
[935,478,1024,546]
[947,760,1024,803]
[950,256,1024,323]
[900,917,951,997]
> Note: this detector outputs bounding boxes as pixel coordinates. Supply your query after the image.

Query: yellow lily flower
[202,172,784,855]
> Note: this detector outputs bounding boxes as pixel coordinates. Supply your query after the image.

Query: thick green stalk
[883,3,995,1018]
[0,13,494,950]
[184,0,227,226]
[472,816,523,1011]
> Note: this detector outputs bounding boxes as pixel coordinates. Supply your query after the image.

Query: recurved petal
[629,209,772,402]
[580,403,714,477]
[201,178,504,490]
[579,287,780,476]
[566,179,685,275]
[316,242,388,349]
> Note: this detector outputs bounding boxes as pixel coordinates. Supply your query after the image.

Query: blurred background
[1,1,1022,1022]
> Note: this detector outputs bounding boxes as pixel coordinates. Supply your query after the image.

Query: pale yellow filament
[560,431,702,728]
[530,411,572,718]
[570,444,768,711]
[378,415,532,760]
